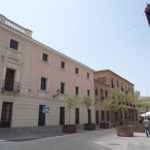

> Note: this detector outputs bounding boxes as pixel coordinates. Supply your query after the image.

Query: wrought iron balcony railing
[0,80,20,94]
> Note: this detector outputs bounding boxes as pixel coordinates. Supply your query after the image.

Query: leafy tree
[136,97,150,112]
[99,89,136,125]
[82,96,94,109]
[64,95,81,125]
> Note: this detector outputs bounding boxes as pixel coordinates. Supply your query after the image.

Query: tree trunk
[121,110,125,125]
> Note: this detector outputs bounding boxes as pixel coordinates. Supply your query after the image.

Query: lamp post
[145,4,150,26]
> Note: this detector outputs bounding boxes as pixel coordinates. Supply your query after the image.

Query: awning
[140,111,150,117]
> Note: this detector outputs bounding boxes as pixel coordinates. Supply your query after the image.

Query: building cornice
[95,69,134,86]
[0,15,94,72]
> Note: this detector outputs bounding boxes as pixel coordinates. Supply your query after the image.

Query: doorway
[59,107,65,125]
[1,102,13,128]
[96,110,99,125]
[38,105,46,126]
[75,108,80,124]
[88,109,91,124]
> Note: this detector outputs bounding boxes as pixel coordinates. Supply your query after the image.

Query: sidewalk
[0,129,149,150]
[92,130,150,150]
[0,126,149,150]
[0,126,64,142]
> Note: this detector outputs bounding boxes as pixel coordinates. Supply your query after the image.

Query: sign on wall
[42,105,49,113]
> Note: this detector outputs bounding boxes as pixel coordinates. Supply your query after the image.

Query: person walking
[147,118,150,135]
[143,117,150,137]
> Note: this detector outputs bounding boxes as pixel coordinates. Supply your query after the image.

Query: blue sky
[0,0,150,96]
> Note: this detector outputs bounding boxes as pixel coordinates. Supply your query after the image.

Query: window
[121,86,124,92]
[101,110,105,121]
[40,77,47,91]
[61,61,65,69]
[95,88,98,96]
[125,90,128,94]
[42,53,48,62]
[117,80,119,88]
[105,90,108,99]
[95,110,99,124]
[75,86,79,96]
[75,67,79,74]
[87,72,90,79]
[87,89,90,96]
[60,82,65,94]
[100,89,104,100]
[10,39,19,50]
[99,77,106,84]
[115,112,118,121]
[111,78,114,88]
[106,111,110,121]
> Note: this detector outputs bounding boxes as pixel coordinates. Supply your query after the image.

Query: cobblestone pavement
[0,129,149,150]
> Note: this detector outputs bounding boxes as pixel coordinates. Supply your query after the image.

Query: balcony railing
[0,14,32,37]
[0,80,20,94]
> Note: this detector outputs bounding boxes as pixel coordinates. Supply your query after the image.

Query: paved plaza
[0,129,149,150]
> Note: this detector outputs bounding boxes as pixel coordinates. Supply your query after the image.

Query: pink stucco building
[0,14,95,127]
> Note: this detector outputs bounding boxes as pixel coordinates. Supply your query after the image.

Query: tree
[64,95,81,125]
[99,89,135,125]
[82,96,94,109]
[136,97,150,113]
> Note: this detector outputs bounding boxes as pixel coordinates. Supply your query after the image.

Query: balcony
[0,80,20,95]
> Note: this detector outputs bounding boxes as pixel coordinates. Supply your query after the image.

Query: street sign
[42,105,49,113]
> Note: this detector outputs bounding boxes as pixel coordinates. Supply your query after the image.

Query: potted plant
[63,95,81,133]
[102,89,136,137]
[82,96,96,130]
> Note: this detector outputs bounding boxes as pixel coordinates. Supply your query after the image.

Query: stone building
[0,14,95,128]
[94,70,137,126]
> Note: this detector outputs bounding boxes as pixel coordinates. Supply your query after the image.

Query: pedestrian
[147,118,150,135]
[143,117,150,137]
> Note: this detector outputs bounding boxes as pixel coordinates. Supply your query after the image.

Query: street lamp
[145,4,150,26]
